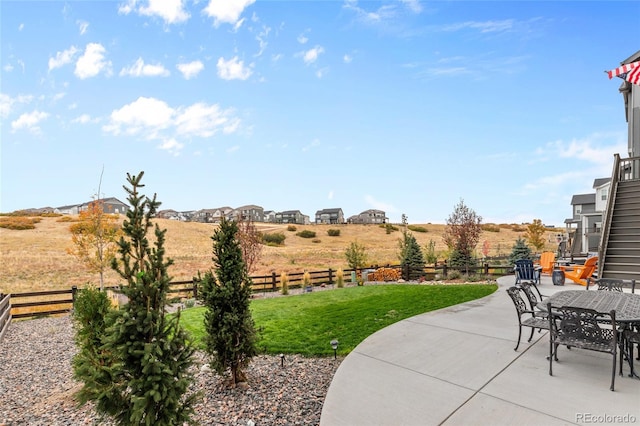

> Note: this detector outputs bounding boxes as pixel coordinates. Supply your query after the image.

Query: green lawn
[179,283,497,357]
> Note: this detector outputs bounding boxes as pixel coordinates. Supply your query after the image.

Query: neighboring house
[55,204,80,215]
[275,210,309,224]
[315,208,344,224]
[192,208,218,223]
[347,209,388,224]
[263,210,276,223]
[78,197,129,215]
[565,192,599,256]
[232,205,264,222]
[157,209,189,221]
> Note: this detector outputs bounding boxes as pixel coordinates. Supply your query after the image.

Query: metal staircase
[598,154,640,280]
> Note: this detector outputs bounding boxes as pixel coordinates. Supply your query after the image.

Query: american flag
[607,60,640,85]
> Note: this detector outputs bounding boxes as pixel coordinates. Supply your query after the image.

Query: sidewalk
[320,276,640,426]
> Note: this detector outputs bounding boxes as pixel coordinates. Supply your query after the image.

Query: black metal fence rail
[0,293,11,342]
[5,263,514,319]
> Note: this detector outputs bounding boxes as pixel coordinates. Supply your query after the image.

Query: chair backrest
[515,259,537,282]
[539,252,556,270]
[507,286,528,317]
[518,283,539,310]
[552,305,616,345]
[588,278,624,292]
[577,256,598,279]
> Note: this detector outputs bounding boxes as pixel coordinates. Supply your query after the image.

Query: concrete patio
[320,275,640,425]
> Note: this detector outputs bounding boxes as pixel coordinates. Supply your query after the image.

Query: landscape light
[330,339,339,359]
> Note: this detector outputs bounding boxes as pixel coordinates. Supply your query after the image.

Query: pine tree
[200,217,257,385]
[399,230,426,280]
[88,171,197,425]
[509,237,533,265]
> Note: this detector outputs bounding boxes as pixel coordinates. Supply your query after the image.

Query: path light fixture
[279,353,285,367]
[330,339,339,360]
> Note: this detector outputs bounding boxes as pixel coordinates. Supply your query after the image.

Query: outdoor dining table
[538,289,640,378]
[538,290,640,323]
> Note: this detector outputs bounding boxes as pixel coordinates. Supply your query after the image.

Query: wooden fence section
[6,263,515,319]
[0,293,11,342]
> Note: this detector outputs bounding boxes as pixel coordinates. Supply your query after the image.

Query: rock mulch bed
[0,316,341,426]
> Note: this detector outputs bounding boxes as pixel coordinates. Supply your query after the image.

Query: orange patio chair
[560,256,598,286]
[538,251,556,275]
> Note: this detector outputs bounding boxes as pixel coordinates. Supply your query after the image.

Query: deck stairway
[599,155,640,281]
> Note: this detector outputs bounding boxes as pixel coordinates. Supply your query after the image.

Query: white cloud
[343,54,353,63]
[297,33,308,44]
[400,0,422,13]
[11,110,49,134]
[119,0,189,24]
[120,57,170,77]
[226,145,240,153]
[300,46,324,65]
[302,139,320,152]
[49,46,79,71]
[364,195,398,213]
[157,138,184,156]
[75,43,112,79]
[51,92,66,102]
[72,114,92,124]
[176,60,204,79]
[77,20,89,35]
[255,25,271,57]
[0,93,33,118]
[103,97,173,137]
[18,23,24,31]
[175,103,239,137]
[103,96,241,152]
[316,67,329,78]
[441,20,515,34]
[203,0,255,27]
[328,190,334,200]
[217,56,252,80]
[3,64,14,72]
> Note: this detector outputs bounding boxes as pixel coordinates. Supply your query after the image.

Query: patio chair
[547,303,618,391]
[560,256,598,286]
[586,278,624,292]
[514,259,541,286]
[538,251,556,275]
[517,282,547,315]
[506,286,549,351]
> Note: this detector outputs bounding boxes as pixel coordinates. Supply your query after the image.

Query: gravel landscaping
[0,315,342,426]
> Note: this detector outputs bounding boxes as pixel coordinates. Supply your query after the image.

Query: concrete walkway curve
[320,276,640,426]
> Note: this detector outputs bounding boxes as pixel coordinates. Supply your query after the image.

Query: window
[601,188,608,201]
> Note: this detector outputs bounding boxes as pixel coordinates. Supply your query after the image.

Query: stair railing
[598,154,621,278]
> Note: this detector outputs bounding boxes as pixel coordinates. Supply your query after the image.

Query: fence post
[71,286,78,308]
[328,268,333,286]
[192,279,198,299]
[484,263,489,275]
[443,261,448,279]
[272,272,277,290]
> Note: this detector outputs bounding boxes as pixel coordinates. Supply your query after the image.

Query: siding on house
[315,208,344,224]
[276,210,308,224]
[347,209,387,224]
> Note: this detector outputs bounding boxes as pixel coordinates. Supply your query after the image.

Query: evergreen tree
[85,171,197,425]
[399,231,426,280]
[509,237,533,264]
[200,217,257,385]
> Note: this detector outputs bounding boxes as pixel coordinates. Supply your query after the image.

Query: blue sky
[1,1,638,226]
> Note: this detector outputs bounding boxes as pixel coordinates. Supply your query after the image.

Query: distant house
[276,210,309,225]
[157,209,189,221]
[55,204,80,215]
[77,197,129,215]
[193,208,218,223]
[232,205,264,222]
[315,208,344,224]
[565,188,604,256]
[263,210,276,223]
[347,209,387,224]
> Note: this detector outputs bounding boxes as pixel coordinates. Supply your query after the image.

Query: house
[232,205,264,222]
[275,210,309,225]
[192,208,218,223]
[78,197,129,215]
[55,204,80,215]
[263,210,276,223]
[565,191,601,256]
[315,208,344,224]
[597,50,640,281]
[347,209,388,224]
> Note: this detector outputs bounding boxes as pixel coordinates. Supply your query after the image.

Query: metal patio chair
[506,286,549,351]
[548,303,618,391]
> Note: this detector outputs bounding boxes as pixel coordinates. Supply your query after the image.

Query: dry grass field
[0,216,562,294]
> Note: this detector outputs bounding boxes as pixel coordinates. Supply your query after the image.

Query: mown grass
[179,284,497,357]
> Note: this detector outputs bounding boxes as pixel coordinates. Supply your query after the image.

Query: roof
[316,208,343,214]
[359,209,385,215]
[570,193,595,205]
[592,177,611,188]
[621,49,640,64]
